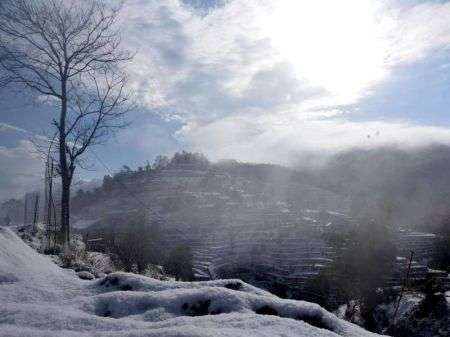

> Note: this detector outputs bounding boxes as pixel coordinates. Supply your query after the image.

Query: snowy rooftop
[0,227,383,337]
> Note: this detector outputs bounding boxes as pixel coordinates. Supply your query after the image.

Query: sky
[1,0,450,200]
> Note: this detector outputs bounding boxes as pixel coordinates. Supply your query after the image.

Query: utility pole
[32,193,39,234]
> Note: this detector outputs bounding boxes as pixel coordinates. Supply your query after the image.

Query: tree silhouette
[0,0,133,250]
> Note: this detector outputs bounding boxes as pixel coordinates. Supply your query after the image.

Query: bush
[164,244,194,281]
[317,219,397,329]
[111,212,161,274]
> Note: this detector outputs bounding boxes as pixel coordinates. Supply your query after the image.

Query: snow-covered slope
[0,227,383,337]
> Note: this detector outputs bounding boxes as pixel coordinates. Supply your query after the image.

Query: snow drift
[0,227,383,337]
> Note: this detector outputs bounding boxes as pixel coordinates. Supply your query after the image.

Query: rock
[72,262,91,272]
[224,282,242,291]
[77,271,94,280]
[255,305,278,316]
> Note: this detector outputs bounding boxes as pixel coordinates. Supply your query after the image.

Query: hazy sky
[1,0,450,200]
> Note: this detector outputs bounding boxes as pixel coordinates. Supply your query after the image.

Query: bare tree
[0,0,133,250]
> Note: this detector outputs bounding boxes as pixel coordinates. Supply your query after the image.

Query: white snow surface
[0,227,384,337]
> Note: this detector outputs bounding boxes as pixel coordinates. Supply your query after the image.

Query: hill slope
[71,161,348,224]
[72,160,351,288]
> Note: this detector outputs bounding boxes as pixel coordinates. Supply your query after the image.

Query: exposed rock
[255,305,278,316]
[72,262,92,272]
[77,271,94,280]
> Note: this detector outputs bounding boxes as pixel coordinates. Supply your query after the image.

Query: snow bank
[0,227,384,337]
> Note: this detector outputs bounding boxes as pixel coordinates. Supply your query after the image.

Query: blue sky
[1,0,450,200]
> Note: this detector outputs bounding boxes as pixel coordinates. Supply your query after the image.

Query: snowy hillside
[0,227,383,337]
[75,162,351,290]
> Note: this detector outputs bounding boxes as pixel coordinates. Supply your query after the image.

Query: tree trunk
[60,178,71,249]
[59,82,71,251]
[47,160,53,251]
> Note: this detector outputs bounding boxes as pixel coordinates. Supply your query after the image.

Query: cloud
[121,0,450,108]
[119,117,182,156]
[115,0,450,161]
[385,1,450,64]
[0,123,28,134]
[121,0,297,116]
[176,114,450,164]
[2,0,450,198]
[0,140,44,202]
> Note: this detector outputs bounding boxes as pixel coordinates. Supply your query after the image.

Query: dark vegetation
[164,245,194,281]
[81,209,194,281]
[109,212,161,274]
[429,216,450,272]
[300,219,397,330]
[386,276,449,337]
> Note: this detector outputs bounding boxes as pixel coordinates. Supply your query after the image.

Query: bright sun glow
[260,0,390,105]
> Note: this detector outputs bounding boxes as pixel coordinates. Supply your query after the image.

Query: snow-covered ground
[0,227,383,337]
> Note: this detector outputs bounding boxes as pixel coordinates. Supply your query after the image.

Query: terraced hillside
[74,160,351,284]
[75,158,446,296]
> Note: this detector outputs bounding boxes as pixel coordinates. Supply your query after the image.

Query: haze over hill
[305,145,450,231]
[61,144,450,232]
